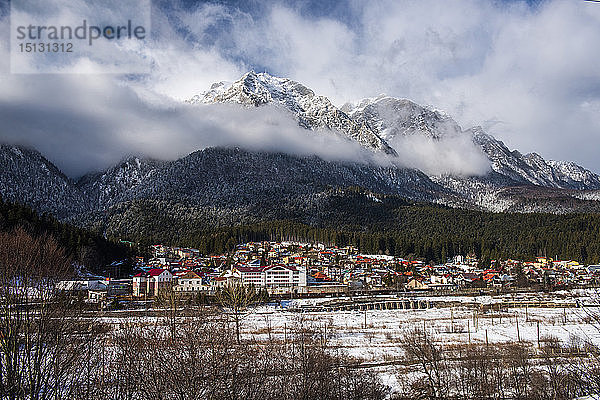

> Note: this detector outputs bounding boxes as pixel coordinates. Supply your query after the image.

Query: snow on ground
[95,289,600,364]
[243,306,600,362]
[89,289,600,396]
[242,289,600,363]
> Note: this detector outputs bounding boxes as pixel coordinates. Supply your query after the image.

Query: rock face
[189,72,600,195]
[188,72,396,155]
[470,128,600,190]
[342,95,463,141]
[2,71,600,227]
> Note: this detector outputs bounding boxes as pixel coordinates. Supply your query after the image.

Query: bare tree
[216,283,258,344]
[449,344,504,400]
[0,227,82,400]
[400,327,450,399]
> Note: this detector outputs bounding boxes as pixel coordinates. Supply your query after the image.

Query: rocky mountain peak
[188,72,396,155]
[344,96,463,141]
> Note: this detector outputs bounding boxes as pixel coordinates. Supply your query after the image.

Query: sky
[0,0,599,177]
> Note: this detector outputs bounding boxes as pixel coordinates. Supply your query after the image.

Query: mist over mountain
[1,72,600,233]
[3,0,600,180]
[188,72,600,192]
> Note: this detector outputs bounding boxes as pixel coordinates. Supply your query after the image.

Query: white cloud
[1,0,599,176]
[198,0,600,174]
[0,69,376,176]
[389,134,491,177]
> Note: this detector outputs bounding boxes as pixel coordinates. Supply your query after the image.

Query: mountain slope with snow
[471,129,600,190]
[1,72,599,222]
[78,157,164,209]
[188,72,396,155]
[342,95,463,141]
[0,145,89,218]
[190,72,600,196]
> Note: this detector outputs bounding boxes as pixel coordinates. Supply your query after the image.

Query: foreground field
[92,289,600,397]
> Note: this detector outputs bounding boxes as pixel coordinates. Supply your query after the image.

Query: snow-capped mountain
[341,95,463,141]
[471,129,600,190]
[340,95,600,210]
[546,160,600,190]
[339,94,600,192]
[187,71,396,155]
[2,72,600,227]
[188,72,600,196]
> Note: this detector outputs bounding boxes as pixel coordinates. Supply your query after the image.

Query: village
[52,240,600,397]
[58,240,600,303]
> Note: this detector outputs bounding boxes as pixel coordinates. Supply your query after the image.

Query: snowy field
[245,305,600,360]
[241,289,600,363]
[98,289,600,364]
[239,290,600,394]
[94,289,600,396]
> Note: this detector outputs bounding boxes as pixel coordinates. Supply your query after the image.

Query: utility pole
[468,320,471,344]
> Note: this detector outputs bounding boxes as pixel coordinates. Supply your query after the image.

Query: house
[456,272,481,287]
[133,268,173,297]
[210,276,228,290]
[407,278,429,290]
[428,275,456,290]
[223,264,308,289]
[235,266,264,286]
[173,271,210,293]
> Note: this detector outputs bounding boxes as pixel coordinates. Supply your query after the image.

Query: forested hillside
[0,196,132,272]
[104,188,600,266]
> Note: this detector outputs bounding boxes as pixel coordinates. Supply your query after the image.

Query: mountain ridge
[188,72,600,193]
[188,71,397,155]
[1,72,600,231]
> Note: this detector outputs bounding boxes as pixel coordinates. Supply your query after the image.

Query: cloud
[0,0,599,177]
[186,0,600,174]
[388,134,491,177]
[0,71,380,177]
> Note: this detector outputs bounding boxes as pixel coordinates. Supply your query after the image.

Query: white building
[236,266,264,286]
[230,264,307,289]
[264,265,306,288]
[133,269,173,297]
[172,271,210,293]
